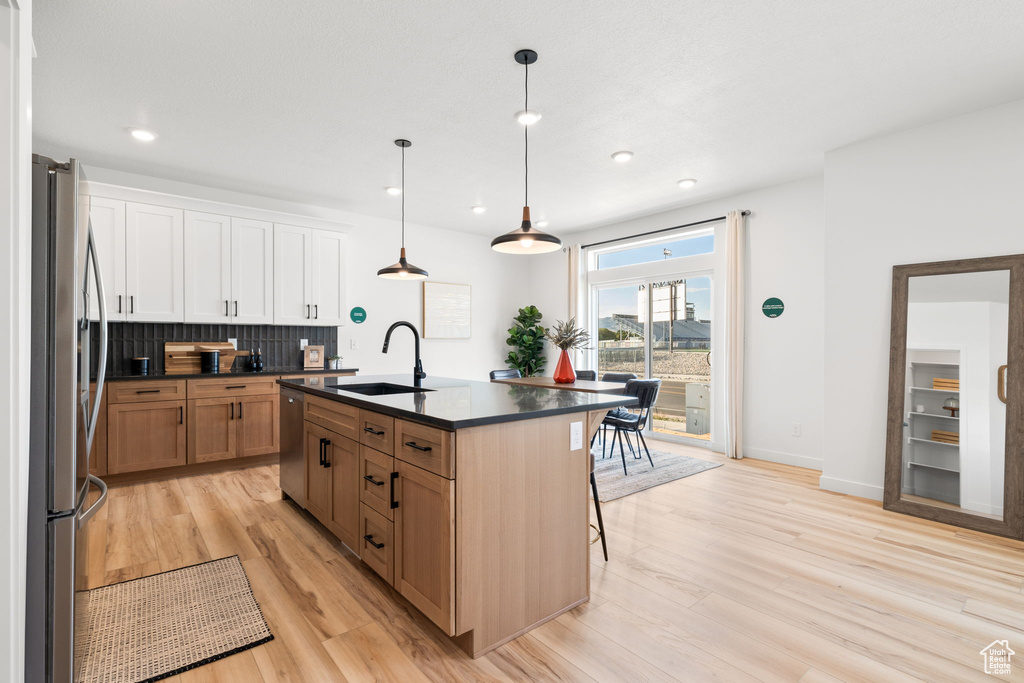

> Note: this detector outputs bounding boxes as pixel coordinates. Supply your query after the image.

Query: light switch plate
[299,338,308,350]
[570,421,583,450]
[227,338,237,350]
[792,423,802,437]
[350,339,359,350]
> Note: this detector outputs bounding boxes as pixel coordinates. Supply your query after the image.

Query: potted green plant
[545,318,590,383]
[327,354,342,370]
[505,306,547,377]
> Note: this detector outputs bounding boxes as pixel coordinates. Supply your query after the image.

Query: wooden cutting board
[164,342,244,374]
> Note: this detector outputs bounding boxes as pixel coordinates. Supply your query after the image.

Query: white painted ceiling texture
[32,1,1024,235]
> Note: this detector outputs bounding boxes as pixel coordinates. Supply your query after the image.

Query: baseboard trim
[819,475,883,501]
[743,447,822,471]
[102,453,279,487]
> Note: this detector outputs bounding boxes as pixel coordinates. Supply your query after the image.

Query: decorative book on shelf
[931,429,959,445]
[932,377,959,391]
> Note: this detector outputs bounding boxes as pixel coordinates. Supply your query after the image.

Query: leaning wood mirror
[884,254,1024,539]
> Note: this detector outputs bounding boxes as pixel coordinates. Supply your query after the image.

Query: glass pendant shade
[490,206,562,254]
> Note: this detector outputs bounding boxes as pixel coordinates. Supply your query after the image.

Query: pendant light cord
[401,143,406,248]
[524,61,529,207]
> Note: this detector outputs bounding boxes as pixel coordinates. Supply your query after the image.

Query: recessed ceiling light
[611,151,633,163]
[535,220,549,228]
[385,186,402,196]
[677,178,697,189]
[472,206,486,214]
[129,128,157,142]
[515,109,542,125]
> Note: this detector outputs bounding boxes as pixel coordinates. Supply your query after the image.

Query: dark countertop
[101,367,359,382]
[278,374,638,431]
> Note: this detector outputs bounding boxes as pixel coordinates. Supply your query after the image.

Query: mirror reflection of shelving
[903,351,960,506]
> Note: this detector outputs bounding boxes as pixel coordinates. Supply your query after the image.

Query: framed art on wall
[422,282,471,339]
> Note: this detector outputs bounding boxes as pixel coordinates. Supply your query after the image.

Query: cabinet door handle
[390,471,399,509]
[118,294,122,313]
[323,439,331,467]
[234,300,238,316]
[225,300,229,316]
[306,304,310,319]
[179,406,183,424]
[363,534,385,550]
[238,401,243,419]
[314,304,318,319]
[135,389,160,394]
[363,474,385,487]
[319,437,325,466]
[226,385,246,389]
[130,295,134,314]
[363,426,385,436]
[404,441,432,452]
[230,402,234,420]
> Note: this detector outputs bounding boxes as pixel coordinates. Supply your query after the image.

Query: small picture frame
[304,345,325,369]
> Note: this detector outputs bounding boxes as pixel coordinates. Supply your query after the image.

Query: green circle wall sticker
[762,298,785,318]
[350,307,367,324]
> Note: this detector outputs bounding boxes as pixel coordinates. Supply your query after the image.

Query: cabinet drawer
[187,377,279,399]
[359,410,394,454]
[395,419,454,479]
[107,380,187,404]
[360,445,395,520]
[359,504,394,586]
[305,395,359,441]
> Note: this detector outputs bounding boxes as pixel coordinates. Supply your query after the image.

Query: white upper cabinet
[274,224,313,325]
[183,213,273,324]
[311,229,346,325]
[230,218,274,324]
[124,203,185,322]
[184,211,232,323]
[87,197,127,321]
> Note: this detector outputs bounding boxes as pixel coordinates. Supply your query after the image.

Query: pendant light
[491,49,562,254]
[378,139,429,279]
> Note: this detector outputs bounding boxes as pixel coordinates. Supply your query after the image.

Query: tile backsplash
[91,322,338,374]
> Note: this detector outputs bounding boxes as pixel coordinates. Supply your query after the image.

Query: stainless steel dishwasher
[279,386,305,506]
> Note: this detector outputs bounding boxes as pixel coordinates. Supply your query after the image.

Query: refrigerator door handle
[86,226,108,453]
[78,474,108,528]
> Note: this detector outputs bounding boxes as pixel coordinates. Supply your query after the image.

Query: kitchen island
[278,374,636,657]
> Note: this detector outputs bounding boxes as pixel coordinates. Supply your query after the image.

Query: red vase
[553,349,576,384]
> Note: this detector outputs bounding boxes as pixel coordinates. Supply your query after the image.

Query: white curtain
[566,244,584,365]
[724,211,746,459]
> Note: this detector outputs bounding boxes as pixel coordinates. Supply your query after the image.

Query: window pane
[596,285,645,379]
[650,276,712,439]
[596,231,714,270]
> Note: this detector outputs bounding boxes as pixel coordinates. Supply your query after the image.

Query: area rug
[591,439,721,501]
[77,555,273,683]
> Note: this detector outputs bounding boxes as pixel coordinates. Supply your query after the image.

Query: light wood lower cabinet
[239,394,280,457]
[305,422,333,523]
[107,400,187,474]
[303,420,359,549]
[188,397,238,463]
[88,384,108,476]
[394,460,456,635]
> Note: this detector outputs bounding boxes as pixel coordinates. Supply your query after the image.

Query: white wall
[526,176,826,468]
[822,97,1024,500]
[70,164,522,382]
[1,1,32,680]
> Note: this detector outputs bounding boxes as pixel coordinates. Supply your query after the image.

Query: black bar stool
[590,452,608,561]
[489,368,522,380]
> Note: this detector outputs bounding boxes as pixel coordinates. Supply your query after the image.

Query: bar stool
[590,451,608,561]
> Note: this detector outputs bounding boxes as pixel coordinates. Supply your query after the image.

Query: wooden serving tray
[164,342,245,374]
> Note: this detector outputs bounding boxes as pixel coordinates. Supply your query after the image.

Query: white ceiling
[32,1,1024,236]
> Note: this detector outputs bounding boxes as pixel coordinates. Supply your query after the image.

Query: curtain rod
[581,210,750,250]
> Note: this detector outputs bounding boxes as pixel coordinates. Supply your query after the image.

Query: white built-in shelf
[910,387,959,395]
[907,462,960,474]
[910,361,960,368]
[908,412,959,421]
[908,436,959,449]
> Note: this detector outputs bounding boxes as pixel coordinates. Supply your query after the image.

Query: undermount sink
[336,382,433,396]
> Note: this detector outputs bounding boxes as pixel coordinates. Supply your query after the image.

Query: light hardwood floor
[90,441,1024,682]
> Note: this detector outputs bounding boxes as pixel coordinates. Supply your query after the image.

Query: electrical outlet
[227,338,237,350]
[570,421,583,450]
[792,423,802,437]
[299,338,308,350]
[350,339,359,350]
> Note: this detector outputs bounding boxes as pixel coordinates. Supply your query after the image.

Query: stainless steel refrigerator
[26,156,109,683]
